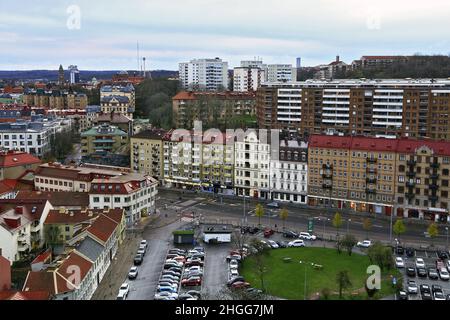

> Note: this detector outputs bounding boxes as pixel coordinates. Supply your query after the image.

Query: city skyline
[1,0,450,70]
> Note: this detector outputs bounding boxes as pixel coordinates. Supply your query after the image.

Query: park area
[240,247,401,300]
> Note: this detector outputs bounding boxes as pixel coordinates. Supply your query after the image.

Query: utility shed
[173,230,195,245]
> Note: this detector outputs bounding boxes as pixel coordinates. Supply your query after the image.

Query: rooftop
[0,151,40,168]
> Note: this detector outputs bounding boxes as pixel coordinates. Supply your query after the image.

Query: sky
[0,0,450,70]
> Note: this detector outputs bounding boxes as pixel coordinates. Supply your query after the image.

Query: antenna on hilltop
[137,42,140,75]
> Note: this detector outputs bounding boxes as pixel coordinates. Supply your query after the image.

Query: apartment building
[314,56,348,79]
[179,58,229,91]
[172,91,256,129]
[270,139,308,204]
[23,89,88,109]
[80,124,129,156]
[89,173,158,226]
[0,116,72,157]
[100,84,135,118]
[0,150,40,180]
[308,135,397,216]
[267,64,296,82]
[257,79,450,141]
[351,56,409,70]
[234,130,271,199]
[0,199,53,263]
[131,129,166,180]
[394,140,450,222]
[233,67,266,92]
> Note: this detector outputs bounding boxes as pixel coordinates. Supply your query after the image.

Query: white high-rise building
[179,58,229,91]
[267,64,296,82]
[68,65,80,84]
[233,67,265,92]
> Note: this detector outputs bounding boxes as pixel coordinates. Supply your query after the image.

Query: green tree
[44,225,61,250]
[339,234,357,256]
[367,242,394,271]
[336,270,352,299]
[332,212,343,237]
[362,218,372,240]
[249,238,269,293]
[255,204,265,227]
[428,223,439,245]
[279,208,289,230]
[393,219,406,241]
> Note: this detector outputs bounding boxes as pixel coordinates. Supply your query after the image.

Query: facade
[233,67,265,92]
[89,174,158,226]
[100,84,135,119]
[314,56,348,79]
[130,129,166,180]
[267,64,296,82]
[256,79,450,141]
[23,89,87,109]
[352,56,409,70]
[68,65,80,84]
[0,200,53,263]
[270,140,308,204]
[80,124,129,156]
[0,116,72,157]
[93,113,133,135]
[172,91,256,129]
[179,58,229,91]
[0,150,40,180]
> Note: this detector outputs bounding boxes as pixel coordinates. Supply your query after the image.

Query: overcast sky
[1,0,449,70]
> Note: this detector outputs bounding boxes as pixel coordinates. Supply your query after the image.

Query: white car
[230,268,239,278]
[267,240,279,249]
[439,268,450,280]
[229,259,239,269]
[154,291,178,300]
[165,259,183,267]
[117,283,129,300]
[407,280,418,294]
[128,266,138,279]
[357,240,372,248]
[288,240,305,247]
[415,258,425,268]
[446,260,450,272]
[140,240,148,249]
[299,232,317,241]
[186,265,203,273]
[395,257,404,268]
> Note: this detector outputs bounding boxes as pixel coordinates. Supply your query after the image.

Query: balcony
[431,162,440,169]
[365,188,376,194]
[406,181,416,188]
[366,178,377,184]
[407,160,416,166]
[429,184,439,190]
[30,224,41,233]
[430,174,439,180]
[323,164,333,170]
[322,184,332,189]
[17,242,30,252]
[366,157,377,163]
[406,171,416,178]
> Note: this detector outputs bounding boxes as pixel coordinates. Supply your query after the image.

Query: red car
[181,276,202,287]
[264,228,274,238]
[231,281,251,289]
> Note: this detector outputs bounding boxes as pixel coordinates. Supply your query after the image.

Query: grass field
[239,247,400,300]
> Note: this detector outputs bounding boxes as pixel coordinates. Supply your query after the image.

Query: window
[93,197,100,203]
[114,197,121,203]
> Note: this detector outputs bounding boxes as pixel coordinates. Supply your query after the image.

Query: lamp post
[299,260,315,300]
[446,227,449,249]
[389,212,393,245]
[347,219,351,235]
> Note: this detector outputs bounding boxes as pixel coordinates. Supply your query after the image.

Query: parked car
[134,253,143,266]
[193,247,205,253]
[405,247,415,257]
[185,261,204,268]
[407,280,418,294]
[436,259,445,270]
[276,241,288,248]
[267,202,279,208]
[226,254,242,262]
[161,275,180,282]
[417,268,427,278]
[397,290,408,300]
[432,284,443,294]
[178,293,197,300]
[117,283,129,300]
[248,227,260,234]
[264,228,275,238]
[299,232,317,241]
[167,267,182,273]
[163,270,181,277]
[283,230,299,238]
[421,292,432,300]
[230,269,239,278]
[184,270,203,278]
[446,294,450,301]
[415,258,425,269]
[439,268,450,280]
[395,246,404,255]
[165,259,183,267]
[406,267,416,277]
[158,283,178,290]
[186,290,202,299]
[159,278,179,285]
[227,276,245,287]
[154,291,178,300]
[288,240,305,247]
[437,250,449,260]
[231,281,251,289]
[395,257,405,268]
[267,240,279,249]
[229,259,239,269]
[434,291,446,300]
[420,284,431,295]
[186,266,203,274]
[140,240,148,249]
[168,249,186,255]
[128,266,138,280]
[157,286,178,293]
[428,268,439,280]
[357,240,372,248]
[181,276,202,287]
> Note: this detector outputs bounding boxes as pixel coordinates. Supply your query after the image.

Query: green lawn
[240,247,400,300]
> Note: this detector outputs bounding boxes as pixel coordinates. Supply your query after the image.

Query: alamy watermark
[66,5,81,30]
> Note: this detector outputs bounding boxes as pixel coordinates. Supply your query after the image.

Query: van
[116,292,127,300]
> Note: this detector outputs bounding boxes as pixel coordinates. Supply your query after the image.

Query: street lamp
[299,260,315,300]
[446,227,449,249]
[347,219,351,234]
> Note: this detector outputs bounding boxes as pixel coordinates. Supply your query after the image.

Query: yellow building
[131,129,166,180]
[80,124,129,156]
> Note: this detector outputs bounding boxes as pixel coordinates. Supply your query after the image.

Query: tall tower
[58,65,65,85]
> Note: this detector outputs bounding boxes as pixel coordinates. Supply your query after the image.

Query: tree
[279,208,289,230]
[362,218,372,240]
[332,212,343,238]
[232,230,249,255]
[393,219,406,241]
[249,238,269,293]
[336,270,352,299]
[339,234,357,256]
[44,225,61,250]
[367,242,394,271]
[255,204,265,227]
[428,223,439,245]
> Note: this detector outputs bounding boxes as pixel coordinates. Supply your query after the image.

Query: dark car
[420,284,431,295]
[134,253,143,266]
[395,246,405,255]
[227,276,245,287]
[283,230,299,238]
[397,291,408,300]
[422,292,433,300]
[428,268,439,280]
[405,248,415,257]
[186,290,202,299]
[264,228,275,238]
[406,267,416,277]
[437,251,449,260]
[276,241,288,248]
[417,268,427,278]
[432,284,443,294]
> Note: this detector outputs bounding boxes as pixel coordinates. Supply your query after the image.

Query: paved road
[158,189,448,248]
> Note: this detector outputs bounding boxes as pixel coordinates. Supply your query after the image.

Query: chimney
[336,55,340,63]
[15,206,24,214]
